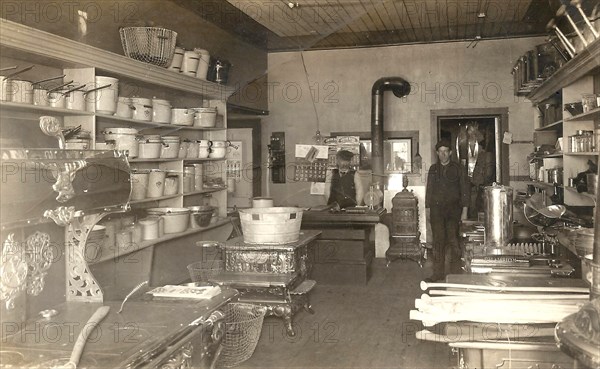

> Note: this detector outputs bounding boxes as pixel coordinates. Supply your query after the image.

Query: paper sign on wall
[295,144,329,159]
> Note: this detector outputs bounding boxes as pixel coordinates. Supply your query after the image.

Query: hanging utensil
[547,19,576,57]
[557,5,589,47]
[31,74,65,86]
[3,65,34,79]
[0,66,18,72]
[62,84,87,95]
[82,83,111,95]
[63,125,82,140]
[571,0,599,39]
[47,80,74,93]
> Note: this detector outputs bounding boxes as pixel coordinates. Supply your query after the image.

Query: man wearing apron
[325,150,364,209]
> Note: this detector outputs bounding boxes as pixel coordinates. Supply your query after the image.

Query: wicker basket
[238,207,303,244]
[119,27,177,67]
[187,260,223,285]
[216,303,267,368]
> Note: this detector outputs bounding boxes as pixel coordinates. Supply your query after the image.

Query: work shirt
[328,169,357,208]
[425,161,470,208]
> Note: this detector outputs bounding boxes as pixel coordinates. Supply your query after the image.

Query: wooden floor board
[240,258,454,369]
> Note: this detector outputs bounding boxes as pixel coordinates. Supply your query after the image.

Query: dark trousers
[430,203,462,280]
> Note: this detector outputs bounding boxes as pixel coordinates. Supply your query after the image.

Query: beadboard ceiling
[173,0,599,51]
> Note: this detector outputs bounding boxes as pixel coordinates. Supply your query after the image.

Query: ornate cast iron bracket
[42,160,87,203]
[39,115,65,149]
[64,214,106,303]
[0,232,54,310]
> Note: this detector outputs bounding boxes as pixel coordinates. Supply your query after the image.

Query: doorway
[430,108,509,185]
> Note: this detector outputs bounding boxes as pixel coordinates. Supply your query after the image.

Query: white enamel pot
[160,140,180,159]
[9,79,33,104]
[194,49,210,80]
[94,76,119,115]
[181,51,199,76]
[146,207,190,234]
[47,90,65,108]
[131,97,152,121]
[171,108,194,126]
[104,127,139,158]
[33,87,49,106]
[138,140,161,159]
[167,47,185,72]
[152,98,172,123]
[209,147,226,158]
[116,97,133,118]
[193,107,217,127]
[146,169,166,198]
[64,85,87,111]
[130,170,150,201]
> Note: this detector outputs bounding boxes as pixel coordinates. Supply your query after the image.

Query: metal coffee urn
[483,183,513,247]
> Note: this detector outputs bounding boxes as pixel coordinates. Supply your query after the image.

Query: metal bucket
[483,184,513,247]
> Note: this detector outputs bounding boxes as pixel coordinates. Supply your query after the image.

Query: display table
[0,288,238,368]
[444,274,585,369]
[210,230,321,336]
[301,208,384,285]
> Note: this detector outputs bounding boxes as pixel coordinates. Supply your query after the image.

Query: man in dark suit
[425,140,470,282]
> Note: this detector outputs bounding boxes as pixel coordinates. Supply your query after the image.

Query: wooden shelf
[527,39,600,104]
[128,158,181,163]
[564,152,600,156]
[90,217,231,264]
[564,187,597,205]
[535,120,563,131]
[183,158,227,162]
[129,194,180,205]
[96,113,226,131]
[530,153,564,160]
[183,187,227,196]
[564,107,600,122]
[524,181,560,191]
[0,20,235,101]
[0,101,94,116]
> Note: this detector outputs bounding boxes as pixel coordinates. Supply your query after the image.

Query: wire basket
[216,303,267,368]
[187,260,223,285]
[119,27,177,67]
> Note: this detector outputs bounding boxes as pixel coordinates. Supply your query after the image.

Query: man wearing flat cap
[325,149,364,209]
[425,140,469,282]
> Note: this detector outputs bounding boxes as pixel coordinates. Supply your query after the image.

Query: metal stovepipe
[592,154,600,299]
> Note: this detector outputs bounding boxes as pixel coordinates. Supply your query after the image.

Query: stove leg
[284,316,295,336]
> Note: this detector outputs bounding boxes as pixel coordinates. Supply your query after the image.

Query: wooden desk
[302,208,384,285]
[210,230,321,336]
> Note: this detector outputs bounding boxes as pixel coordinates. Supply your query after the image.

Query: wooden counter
[301,208,385,285]
[442,274,585,369]
[0,288,238,368]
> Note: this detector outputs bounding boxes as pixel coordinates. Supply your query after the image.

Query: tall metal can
[483,183,513,247]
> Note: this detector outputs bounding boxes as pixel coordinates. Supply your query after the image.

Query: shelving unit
[535,120,563,131]
[527,38,600,208]
[0,20,234,264]
[89,218,231,265]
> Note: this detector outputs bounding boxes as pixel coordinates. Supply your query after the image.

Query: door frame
[430,108,509,185]
[228,118,262,197]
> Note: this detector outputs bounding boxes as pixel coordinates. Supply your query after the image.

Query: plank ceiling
[173,0,598,51]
